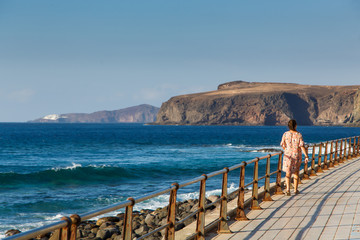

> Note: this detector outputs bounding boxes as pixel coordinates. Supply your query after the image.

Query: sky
[1,1,359,122]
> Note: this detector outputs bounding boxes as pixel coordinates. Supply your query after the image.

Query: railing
[4,136,360,240]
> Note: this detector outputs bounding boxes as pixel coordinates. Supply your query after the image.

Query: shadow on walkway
[237,158,360,240]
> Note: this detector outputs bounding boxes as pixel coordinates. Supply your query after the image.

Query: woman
[280,119,309,195]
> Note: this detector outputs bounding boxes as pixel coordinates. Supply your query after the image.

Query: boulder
[96,216,119,226]
[96,227,119,240]
[144,214,155,226]
[134,225,149,235]
[5,229,21,237]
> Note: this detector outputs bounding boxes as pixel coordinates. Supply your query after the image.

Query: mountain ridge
[29,104,159,123]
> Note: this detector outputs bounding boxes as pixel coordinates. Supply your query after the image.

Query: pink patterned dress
[280,131,304,174]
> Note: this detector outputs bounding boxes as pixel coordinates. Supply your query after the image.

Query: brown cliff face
[155,81,360,126]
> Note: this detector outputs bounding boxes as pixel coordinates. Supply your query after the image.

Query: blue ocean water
[1,123,359,237]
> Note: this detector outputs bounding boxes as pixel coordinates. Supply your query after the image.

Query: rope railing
[4,136,360,240]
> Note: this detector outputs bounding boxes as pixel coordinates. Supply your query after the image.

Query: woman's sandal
[284,191,291,196]
[294,190,300,195]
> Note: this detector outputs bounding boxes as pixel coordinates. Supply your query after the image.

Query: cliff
[155,81,360,126]
[30,104,159,123]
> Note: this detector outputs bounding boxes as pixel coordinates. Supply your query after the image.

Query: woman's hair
[288,119,297,130]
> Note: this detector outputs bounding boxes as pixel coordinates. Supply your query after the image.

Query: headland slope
[155,81,360,126]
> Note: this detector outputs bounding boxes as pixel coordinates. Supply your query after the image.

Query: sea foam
[52,162,82,171]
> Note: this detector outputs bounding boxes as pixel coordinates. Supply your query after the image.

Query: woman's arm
[280,134,286,150]
[301,146,309,163]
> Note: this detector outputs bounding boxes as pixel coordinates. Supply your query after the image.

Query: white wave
[134,195,169,211]
[44,214,64,221]
[89,164,111,168]
[52,163,82,171]
[307,143,339,155]
[229,144,282,154]
[86,183,241,220]
[292,142,351,160]
[0,221,46,238]
[202,182,238,197]
[308,148,319,155]
[226,144,246,149]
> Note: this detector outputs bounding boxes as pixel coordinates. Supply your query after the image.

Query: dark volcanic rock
[251,148,281,153]
[155,81,360,126]
[5,229,21,237]
[96,217,120,226]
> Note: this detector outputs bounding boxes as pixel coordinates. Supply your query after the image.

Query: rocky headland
[29,104,159,123]
[155,81,360,126]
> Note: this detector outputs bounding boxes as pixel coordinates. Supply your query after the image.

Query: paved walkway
[207,157,360,240]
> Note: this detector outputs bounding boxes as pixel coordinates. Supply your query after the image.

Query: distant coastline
[28,104,159,124]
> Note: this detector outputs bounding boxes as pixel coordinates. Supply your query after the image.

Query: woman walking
[280,119,309,195]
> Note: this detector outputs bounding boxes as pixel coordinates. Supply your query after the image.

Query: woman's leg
[293,172,299,193]
[285,173,291,192]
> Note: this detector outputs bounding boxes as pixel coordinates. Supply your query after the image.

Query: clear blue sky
[1,1,359,122]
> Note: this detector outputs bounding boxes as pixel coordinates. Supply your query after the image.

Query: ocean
[1,123,360,237]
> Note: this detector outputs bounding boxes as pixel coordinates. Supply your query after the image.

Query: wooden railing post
[165,183,179,240]
[334,140,339,165]
[352,137,355,158]
[123,198,135,240]
[218,168,231,234]
[343,138,347,161]
[347,137,352,159]
[303,145,310,179]
[339,139,344,163]
[275,153,283,194]
[236,163,249,220]
[196,174,207,240]
[348,137,351,159]
[353,137,356,158]
[317,143,324,173]
[348,138,352,159]
[357,136,360,156]
[329,141,334,168]
[251,158,262,210]
[263,155,273,201]
[354,136,357,156]
[354,137,357,157]
[323,142,329,170]
[60,216,71,240]
[310,145,317,176]
[70,215,81,240]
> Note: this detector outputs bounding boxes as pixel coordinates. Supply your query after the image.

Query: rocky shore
[5,194,234,240]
